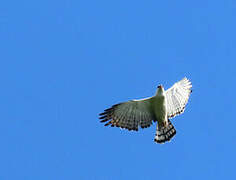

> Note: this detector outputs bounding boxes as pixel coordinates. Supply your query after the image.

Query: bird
[99,77,192,143]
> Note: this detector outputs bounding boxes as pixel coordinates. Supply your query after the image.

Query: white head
[155,84,165,96]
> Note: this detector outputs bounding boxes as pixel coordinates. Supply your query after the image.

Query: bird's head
[156,84,165,96]
[157,84,163,89]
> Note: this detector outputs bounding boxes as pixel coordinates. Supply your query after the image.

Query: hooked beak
[157,85,163,89]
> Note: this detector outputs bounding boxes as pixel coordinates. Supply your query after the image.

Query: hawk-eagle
[99,77,192,143]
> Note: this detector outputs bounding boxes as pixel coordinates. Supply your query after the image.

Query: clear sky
[0,0,235,179]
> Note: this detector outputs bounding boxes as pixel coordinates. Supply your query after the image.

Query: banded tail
[154,120,176,144]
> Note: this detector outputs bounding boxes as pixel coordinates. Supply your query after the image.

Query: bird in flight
[99,77,192,143]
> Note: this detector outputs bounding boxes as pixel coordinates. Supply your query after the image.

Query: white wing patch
[166,77,192,119]
[99,97,156,131]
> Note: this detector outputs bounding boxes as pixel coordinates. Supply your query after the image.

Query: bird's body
[153,88,167,127]
[99,77,192,143]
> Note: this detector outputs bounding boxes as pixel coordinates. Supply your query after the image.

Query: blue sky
[0,0,235,179]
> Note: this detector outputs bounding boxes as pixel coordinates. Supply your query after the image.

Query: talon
[164,121,168,127]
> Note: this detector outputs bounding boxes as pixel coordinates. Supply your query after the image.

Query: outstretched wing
[99,97,156,131]
[165,77,192,119]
